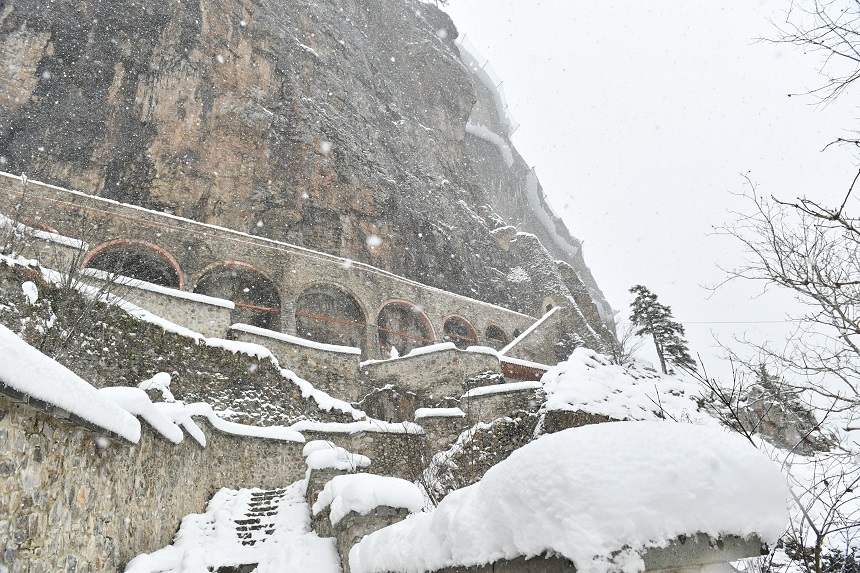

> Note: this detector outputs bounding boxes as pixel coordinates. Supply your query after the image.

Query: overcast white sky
[445,0,860,371]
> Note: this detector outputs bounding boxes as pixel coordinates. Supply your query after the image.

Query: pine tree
[628,285,696,374]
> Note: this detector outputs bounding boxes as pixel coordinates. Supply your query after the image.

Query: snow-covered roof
[462,381,542,398]
[350,421,788,573]
[414,407,466,420]
[0,324,141,442]
[289,420,424,435]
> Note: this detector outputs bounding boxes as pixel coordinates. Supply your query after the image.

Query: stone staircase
[233,488,289,547]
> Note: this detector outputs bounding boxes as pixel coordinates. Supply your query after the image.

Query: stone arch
[295,283,367,350]
[82,239,183,289]
[484,324,509,350]
[442,314,478,349]
[16,216,57,234]
[376,300,435,358]
[194,261,281,330]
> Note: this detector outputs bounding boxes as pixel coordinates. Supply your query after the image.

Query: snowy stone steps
[125,482,343,572]
[233,488,290,547]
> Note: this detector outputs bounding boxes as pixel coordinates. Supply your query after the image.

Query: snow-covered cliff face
[0,0,614,347]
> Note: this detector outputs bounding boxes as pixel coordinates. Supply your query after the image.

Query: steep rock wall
[0,0,615,347]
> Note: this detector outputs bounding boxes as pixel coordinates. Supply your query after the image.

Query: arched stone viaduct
[0,173,538,358]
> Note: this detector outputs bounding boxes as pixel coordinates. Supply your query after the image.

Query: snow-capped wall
[0,393,306,572]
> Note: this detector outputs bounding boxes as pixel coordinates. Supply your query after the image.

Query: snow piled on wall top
[313,474,424,526]
[0,323,141,442]
[541,348,707,423]
[350,421,788,573]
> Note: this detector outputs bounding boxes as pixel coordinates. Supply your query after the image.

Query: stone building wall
[0,395,306,573]
[415,414,471,451]
[84,274,234,339]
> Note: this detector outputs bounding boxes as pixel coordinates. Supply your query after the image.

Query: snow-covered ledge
[349,421,788,573]
[0,324,140,443]
[79,267,234,338]
[314,474,424,573]
[231,323,363,400]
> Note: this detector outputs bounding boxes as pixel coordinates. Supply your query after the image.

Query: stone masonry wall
[302,430,427,482]
[231,326,362,401]
[0,177,541,357]
[0,395,306,573]
[84,275,234,339]
[415,415,471,451]
[462,387,545,425]
[359,348,500,405]
[501,308,568,365]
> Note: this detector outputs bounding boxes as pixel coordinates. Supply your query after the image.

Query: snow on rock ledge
[542,348,705,422]
[313,474,424,526]
[350,421,788,573]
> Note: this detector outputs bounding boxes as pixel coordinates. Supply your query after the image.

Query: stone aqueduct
[0,172,543,359]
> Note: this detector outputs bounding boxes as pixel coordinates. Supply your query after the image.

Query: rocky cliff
[0,0,615,347]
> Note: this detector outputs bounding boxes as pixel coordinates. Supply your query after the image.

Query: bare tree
[606,319,645,366]
[769,0,860,107]
[712,175,860,573]
[686,357,858,573]
[718,176,860,415]
[0,182,136,360]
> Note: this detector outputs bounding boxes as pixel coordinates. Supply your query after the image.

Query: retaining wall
[0,394,306,573]
[302,429,427,482]
[462,385,544,424]
[83,273,234,339]
[500,307,567,365]
[415,414,470,451]
[359,348,500,404]
[231,324,362,400]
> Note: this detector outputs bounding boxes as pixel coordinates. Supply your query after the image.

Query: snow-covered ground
[124,481,342,573]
